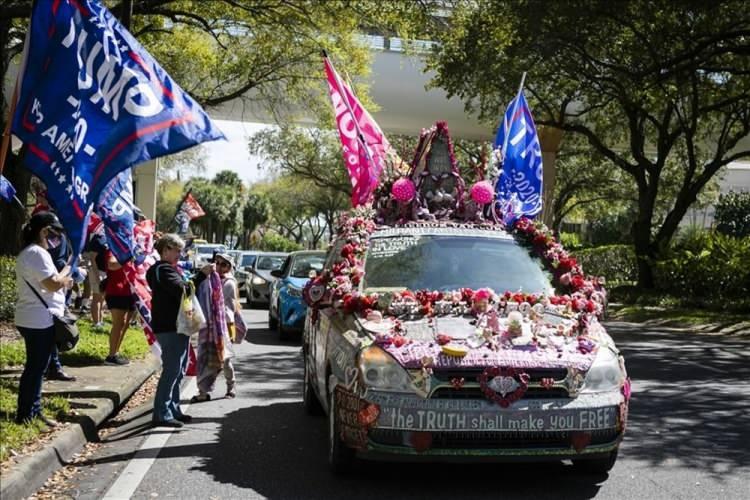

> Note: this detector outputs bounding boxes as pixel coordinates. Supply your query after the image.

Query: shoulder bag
[24,279,79,352]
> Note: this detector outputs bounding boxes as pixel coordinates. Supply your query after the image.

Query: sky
[198,119,274,185]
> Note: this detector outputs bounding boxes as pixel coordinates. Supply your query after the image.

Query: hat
[29,211,64,234]
[213,252,234,268]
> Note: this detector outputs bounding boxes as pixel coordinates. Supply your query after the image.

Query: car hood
[254,270,275,282]
[355,314,607,373]
[285,277,310,289]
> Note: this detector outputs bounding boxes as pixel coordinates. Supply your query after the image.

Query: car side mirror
[270,269,283,278]
[308,270,318,279]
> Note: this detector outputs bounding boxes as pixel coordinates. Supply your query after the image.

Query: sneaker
[174,414,193,423]
[46,370,77,381]
[104,354,130,366]
[152,419,184,428]
[93,322,105,331]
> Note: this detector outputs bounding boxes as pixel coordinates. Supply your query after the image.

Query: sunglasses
[216,260,231,268]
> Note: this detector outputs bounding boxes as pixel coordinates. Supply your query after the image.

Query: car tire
[572,449,619,474]
[328,387,356,474]
[303,354,324,416]
[278,302,290,341]
[268,307,278,330]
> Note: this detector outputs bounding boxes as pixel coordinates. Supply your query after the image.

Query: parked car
[235,251,259,297]
[268,251,326,339]
[245,252,288,307]
[190,243,227,268]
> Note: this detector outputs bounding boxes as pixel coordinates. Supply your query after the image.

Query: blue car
[268,250,327,339]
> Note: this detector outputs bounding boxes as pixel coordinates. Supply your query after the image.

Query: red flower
[460,288,475,303]
[392,335,408,348]
[340,243,355,258]
[436,334,452,345]
[570,274,585,291]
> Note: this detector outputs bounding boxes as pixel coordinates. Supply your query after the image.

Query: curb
[0,357,160,500]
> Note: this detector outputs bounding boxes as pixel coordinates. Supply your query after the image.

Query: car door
[272,256,292,318]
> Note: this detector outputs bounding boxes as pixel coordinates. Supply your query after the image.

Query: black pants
[16,325,55,422]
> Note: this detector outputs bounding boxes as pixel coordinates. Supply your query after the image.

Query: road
[49,308,750,499]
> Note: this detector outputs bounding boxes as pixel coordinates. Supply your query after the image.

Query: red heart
[357,403,380,428]
[477,367,529,407]
[410,431,433,453]
[570,432,592,453]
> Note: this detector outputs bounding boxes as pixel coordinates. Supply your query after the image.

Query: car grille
[431,368,570,400]
[369,428,620,450]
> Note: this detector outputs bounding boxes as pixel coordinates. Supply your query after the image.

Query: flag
[11,0,225,258]
[0,174,16,203]
[95,168,134,264]
[124,220,161,359]
[174,191,204,234]
[323,56,390,207]
[493,90,543,225]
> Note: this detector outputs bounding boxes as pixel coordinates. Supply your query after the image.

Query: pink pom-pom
[470,180,494,205]
[391,178,416,203]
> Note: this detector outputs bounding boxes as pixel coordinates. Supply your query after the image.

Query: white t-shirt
[15,244,66,329]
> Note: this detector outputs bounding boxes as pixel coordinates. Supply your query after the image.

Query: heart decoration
[570,431,592,453]
[477,367,530,408]
[450,377,465,390]
[357,403,381,428]
[307,284,326,304]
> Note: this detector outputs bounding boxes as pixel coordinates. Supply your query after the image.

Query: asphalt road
[53,308,750,500]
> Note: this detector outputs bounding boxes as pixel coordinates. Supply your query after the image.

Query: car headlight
[251,276,266,286]
[358,346,412,392]
[286,285,302,298]
[581,348,625,393]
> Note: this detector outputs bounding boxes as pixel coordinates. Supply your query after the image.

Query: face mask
[47,235,61,248]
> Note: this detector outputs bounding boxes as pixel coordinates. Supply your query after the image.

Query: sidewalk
[0,356,160,500]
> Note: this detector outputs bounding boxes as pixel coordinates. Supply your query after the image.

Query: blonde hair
[154,233,185,254]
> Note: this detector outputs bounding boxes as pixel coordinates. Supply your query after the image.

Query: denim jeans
[48,344,63,373]
[16,325,56,422]
[153,333,189,422]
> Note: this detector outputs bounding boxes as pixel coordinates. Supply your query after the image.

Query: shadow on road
[192,401,608,500]
[608,321,750,476]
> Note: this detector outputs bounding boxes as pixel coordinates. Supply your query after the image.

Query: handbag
[24,279,80,352]
[176,282,206,336]
[229,277,247,344]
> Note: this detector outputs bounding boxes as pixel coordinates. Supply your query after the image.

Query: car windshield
[363,231,552,294]
[290,254,326,278]
[241,254,257,266]
[257,255,286,271]
[197,245,225,255]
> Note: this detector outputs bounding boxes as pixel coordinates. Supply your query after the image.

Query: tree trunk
[632,179,658,289]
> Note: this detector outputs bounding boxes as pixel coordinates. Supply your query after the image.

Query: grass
[0,318,150,369]
[608,304,750,329]
[0,317,150,463]
[0,378,71,462]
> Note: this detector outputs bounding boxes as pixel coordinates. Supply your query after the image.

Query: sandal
[225,386,236,399]
[190,394,211,403]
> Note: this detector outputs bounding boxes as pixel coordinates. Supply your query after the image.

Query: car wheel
[278,302,290,341]
[268,305,278,330]
[303,353,324,416]
[572,449,619,474]
[328,387,356,474]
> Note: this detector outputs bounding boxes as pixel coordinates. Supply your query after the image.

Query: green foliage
[0,378,70,462]
[0,256,15,321]
[558,232,582,251]
[588,212,636,246]
[258,233,303,253]
[653,231,750,306]
[573,245,637,285]
[714,191,750,238]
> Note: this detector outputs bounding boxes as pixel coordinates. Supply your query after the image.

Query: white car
[192,243,227,268]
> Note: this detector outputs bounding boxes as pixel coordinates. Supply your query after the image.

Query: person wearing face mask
[14,212,74,427]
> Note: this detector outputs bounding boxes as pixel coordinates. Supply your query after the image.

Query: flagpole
[500,71,527,160]
[169,188,191,231]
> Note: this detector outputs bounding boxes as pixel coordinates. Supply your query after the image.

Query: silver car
[245,252,288,307]
[235,251,259,296]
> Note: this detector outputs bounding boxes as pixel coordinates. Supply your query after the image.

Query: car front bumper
[279,293,307,330]
[341,389,627,462]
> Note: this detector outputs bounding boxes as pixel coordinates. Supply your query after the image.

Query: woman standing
[103,250,136,365]
[14,212,73,426]
[147,234,211,427]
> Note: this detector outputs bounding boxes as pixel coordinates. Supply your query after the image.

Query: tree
[241,193,270,249]
[0,0,437,254]
[428,0,750,287]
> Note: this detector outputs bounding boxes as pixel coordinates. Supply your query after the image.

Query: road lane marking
[102,376,197,500]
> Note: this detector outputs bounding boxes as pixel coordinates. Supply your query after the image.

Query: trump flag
[493,90,543,225]
[11,0,224,257]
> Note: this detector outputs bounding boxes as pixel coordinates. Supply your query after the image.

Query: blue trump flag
[493,90,543,225]
[11,0,225,257]
[95,168,134,264]
[0,174,16,204]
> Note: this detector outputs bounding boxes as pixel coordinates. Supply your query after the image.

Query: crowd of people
[14,211,244,429]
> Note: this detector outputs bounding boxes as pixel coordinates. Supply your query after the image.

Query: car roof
[255,251,289,256]
[289,250,326,257]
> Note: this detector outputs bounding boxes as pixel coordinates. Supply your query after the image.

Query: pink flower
[391,177,416,203]
[470,181,494,205]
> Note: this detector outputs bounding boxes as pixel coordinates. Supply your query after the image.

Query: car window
[363,234,552,294]
[240,254,257,266]
[197,245,226,255]
[256,255,286,270]
[290,254,326,278]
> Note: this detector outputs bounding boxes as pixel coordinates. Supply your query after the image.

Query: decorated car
[302,122,630,473]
